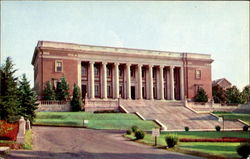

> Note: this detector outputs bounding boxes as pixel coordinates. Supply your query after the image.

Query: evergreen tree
[241,85,250,104]
[212,85,226,103]
[71,84,82,111]
[225,86,241,104]
[18,74,38,122]
[0,57,20,122]
[55,77,69,101]
[43,81,55,100]
[195,87,208,102]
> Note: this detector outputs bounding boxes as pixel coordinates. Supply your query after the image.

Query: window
[52,79,59,89]
[82,65,87,76]
[119,86,123,97]
[51,79,61,89]
[94,66,99,76]
[131,68,135,77]
[55,60,62,72]
[153,69,156,79]
[107,66,112,77]
[195,70,201,79]
[195,84,203,94]
[142,87,145,99]
[107,85,112,97]
[153,87,157,99]
[119,69,123,77]
[95,85,99,97]
[142,69,145,78]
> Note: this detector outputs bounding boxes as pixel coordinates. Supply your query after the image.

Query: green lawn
[126,131,249,158]
[34,112,159,130]
[213,112,250,125]
[23,130,32,150]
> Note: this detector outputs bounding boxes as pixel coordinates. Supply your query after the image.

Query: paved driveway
[7,126,202,159]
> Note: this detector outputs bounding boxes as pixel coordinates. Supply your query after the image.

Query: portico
[79,61,184,101]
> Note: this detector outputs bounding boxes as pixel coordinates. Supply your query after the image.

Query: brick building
[212,78,232,90]
[32,41,213,103]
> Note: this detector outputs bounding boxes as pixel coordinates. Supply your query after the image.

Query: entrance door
[82,85,87,98]
[131,86,135,100]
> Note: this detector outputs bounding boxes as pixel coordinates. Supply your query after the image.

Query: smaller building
[212,78,232,90]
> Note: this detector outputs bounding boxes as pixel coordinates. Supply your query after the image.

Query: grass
[213,112,250,125]
[125,131,249,158]
[179,142,240,158]
[23,130,32,150]
[34,112,159,130]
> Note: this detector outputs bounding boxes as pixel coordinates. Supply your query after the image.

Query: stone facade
[32,41,213,102]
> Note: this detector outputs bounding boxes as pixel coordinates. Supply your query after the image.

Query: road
[7,126,202,159]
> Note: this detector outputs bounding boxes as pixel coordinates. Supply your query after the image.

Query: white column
[126,63,131,99]
[89,61,95,99]
[159,65,164,100]
[180,67,184,100]
[149,65,154,100]
[166,68,171,100]
[77,60,81,90]
[138,64,142,99]
[102,62,107,99]
[114,62,120,99]
[170,65,175,100]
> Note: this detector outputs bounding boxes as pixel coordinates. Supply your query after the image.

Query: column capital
[160,65,165,69]
[126,63,131,67]
[102,61,107,65]
[89,61,95,64]
[114,62,120,66]
[148,64,153,68]
[137,64,143,67]
[170,65,175,69]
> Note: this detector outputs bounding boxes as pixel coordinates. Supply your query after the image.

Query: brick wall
[186,61,212,100]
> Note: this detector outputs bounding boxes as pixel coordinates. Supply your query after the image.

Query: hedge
[180,137,250,142]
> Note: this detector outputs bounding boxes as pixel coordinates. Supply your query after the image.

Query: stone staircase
[120,100,245,131]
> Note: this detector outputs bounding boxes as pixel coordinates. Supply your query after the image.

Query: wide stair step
[120,100,245,131]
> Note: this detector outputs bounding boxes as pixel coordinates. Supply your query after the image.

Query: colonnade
[80,61,184,100]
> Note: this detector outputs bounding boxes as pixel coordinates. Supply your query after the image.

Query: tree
[225,86,241,104]
[18,74,38,122]
[0,57,20,122]
[55,77,69,101]
[195,88,208,102]
[70,84,82,111]
[43,81,55,100]
[241,85,250,104]
[212,85,226,103]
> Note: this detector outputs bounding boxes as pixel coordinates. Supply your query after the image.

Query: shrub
[126,129,132,135]
[184,126,189,131]
[237,143,250,158]
[71,84,82,112]
[134,129,145,140]
[215,125,221,131]
[243,125,249,132]
[131,125,138,133]
[195,88,208,102]
[165,134,179,148]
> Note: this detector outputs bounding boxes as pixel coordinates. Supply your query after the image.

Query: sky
[1,1,249,90]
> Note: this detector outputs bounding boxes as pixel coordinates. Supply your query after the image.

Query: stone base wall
[186,101,239,113]
[36,101,71,112]
[84,99,118,112]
